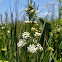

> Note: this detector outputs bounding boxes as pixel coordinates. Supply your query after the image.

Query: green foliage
[0,0,62,62]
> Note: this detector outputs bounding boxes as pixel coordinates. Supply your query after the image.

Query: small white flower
[25,20,30,24]
[57,28,60,32]
[31,27,36,31]
[34,21,38,24]
[17,39,27,47]
[22,32,30,39]
[25,8,30,11]
[7,30,10,33]
[36,43,43,51]
[27,43,43,53]
[34,32,41,37]
[25,20,32,24]
[27,44,38,53]
[30,10,34,12]
[1,27,5,29]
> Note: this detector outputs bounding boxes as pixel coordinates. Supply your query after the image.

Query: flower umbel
[22,32,30,39]
[31,27,36,31]
[7,30,10,34]
[1,27,5,29]
[27,44,43,53]
[17,39,27,47]
[27,44,38,53]
[34,32,41,37]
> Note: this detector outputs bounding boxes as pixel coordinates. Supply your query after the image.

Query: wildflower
[25,20,32,24]
[57,28,60,32]
[34,21,38,24]
[22,32,30,39]
[27,43,43,53]
[7,30,10,34]
[1,27,5,29]
[25,8,30,11]
[35,24,39,26]
[31,27,36,31]
[25,20,30,24]
[35,30,38,32]
[36,43,43,51]
[30,10,34,13]
[29,5,33,9]
[30,21,32,23]
[17,39,27,47]
[34,32,41,37]
[27,44,38,53]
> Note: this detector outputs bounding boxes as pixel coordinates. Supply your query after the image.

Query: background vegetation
[0,0,62,62]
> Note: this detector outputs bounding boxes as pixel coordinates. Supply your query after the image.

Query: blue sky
[0,0,59,21]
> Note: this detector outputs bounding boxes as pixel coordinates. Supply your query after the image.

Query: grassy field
[0,0,62,62]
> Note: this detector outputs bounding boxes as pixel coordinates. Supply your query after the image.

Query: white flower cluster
[31,27,36,31]
[22,32,30,39]
[17,39,27,47]
[25,20,38,24]
[25,20,32,24]
[34,32,41,37]
[25,8,30,11]
[27,43,43,53]
[7,30,10,34]
[30,10,34,12]
[1,27,5,29]
[36,43,43,51]
[27,44,38,53]
[34,21,38,24]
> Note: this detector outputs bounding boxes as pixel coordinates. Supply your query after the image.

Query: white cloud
[36,11,40,13]
[0,0,2,3]
[20,9,25,11]
[39,12,52,17]
[49,1,56,5]
[38,12,52,21]
[45,12,52,15]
